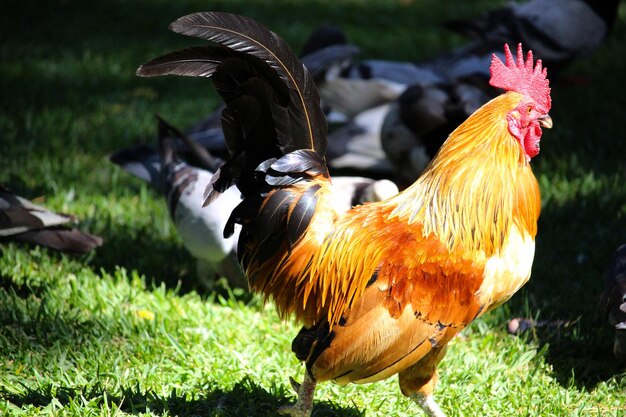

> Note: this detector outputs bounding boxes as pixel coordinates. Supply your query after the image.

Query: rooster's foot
[277,403,310,417]
[278,372,316,417]
[410,393,446,417]
[288,376,301,393]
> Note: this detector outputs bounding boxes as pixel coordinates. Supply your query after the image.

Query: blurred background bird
[442,0,621,74]
[137,11,552,417]
[125,0,620,193]
[601,244,626,363]
[379,80,493,186]
[110,116,249,289]
[0,185,103,254]
[282,25,501,185]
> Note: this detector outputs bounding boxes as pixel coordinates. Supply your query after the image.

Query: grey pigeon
[443,0,621,72]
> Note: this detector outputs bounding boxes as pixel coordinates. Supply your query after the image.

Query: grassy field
[1,0,625,416]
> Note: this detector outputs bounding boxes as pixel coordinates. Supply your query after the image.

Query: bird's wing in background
[0,189,72,236]
[326,104,395,176]
[0,186,103,253]
[319,78,405,118]
[109,144,163,187]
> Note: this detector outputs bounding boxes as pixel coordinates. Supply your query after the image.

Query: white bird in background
[111,116,246,289]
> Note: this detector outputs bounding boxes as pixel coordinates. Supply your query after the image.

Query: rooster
[137,12,552,417]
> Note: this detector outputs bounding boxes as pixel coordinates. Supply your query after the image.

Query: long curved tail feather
[137,11,332,274]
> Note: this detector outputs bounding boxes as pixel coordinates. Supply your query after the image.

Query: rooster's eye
[527,106,533,114]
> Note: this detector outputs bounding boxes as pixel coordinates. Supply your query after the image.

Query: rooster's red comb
[489,43,551,113]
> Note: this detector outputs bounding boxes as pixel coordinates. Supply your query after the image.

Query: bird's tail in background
[156,114,225,173]
[137,12,331,283]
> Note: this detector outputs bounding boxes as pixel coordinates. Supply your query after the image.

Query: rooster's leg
[409,393,446,417]
[278,372,317,417]
[399,345,448,417]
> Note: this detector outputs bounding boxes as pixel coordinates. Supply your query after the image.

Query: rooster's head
[490,43,552,161]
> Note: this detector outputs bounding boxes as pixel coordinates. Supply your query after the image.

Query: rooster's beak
[538,114,553,129]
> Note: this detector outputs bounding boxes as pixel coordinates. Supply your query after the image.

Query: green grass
[1,0,625,416]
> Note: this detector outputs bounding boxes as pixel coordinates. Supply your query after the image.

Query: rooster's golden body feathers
[242,92,540,385]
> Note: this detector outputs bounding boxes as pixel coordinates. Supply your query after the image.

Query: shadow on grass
[91,228,198,293]
[89,219,257,307]
[1,377,364,417]
[0,271,49,299]
[506,185,626,388]
[538,327,625,387]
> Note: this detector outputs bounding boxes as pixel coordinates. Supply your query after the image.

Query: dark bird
[322,103,396,178]
[601,244,626,362]
[137,12,552,416]
[380,80,494,185]
[0,186,103,254]
[321,78,494,187]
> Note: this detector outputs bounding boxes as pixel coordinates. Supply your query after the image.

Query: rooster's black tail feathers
[137,12,328,204]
